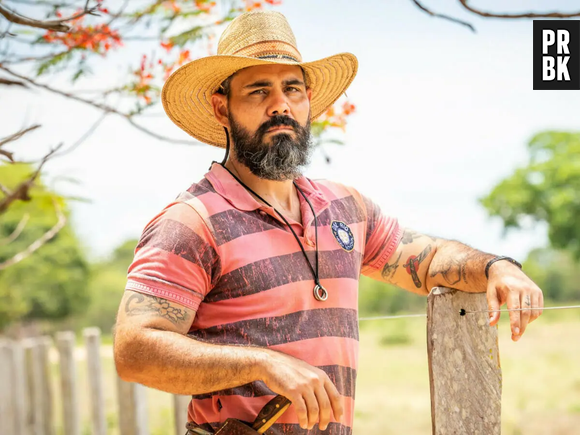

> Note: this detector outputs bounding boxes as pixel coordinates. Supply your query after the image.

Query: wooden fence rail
[0,288,502,434]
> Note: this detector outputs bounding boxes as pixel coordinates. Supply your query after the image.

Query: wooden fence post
[116,377,149,435]
[427,287,502,435]
[38,336,55,435]
[56,331,80,435]
[173,395,190,435]
[84,327,107,435]
[9,339,28,435]
[0,340,15,435]
[24,338,46,434]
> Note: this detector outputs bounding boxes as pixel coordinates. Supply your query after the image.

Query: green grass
[38,315,580,434]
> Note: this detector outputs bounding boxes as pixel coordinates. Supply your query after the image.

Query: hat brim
[161,53,358,148]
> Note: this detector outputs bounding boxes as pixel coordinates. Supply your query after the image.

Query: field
[45,309,580,435]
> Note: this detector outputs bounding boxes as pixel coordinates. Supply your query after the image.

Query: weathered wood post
[24,338,46,434]
[173,395,191,435]
[38,336,55,435]
[116,377,149,435]
[0,340,15,435]
[9,339,28,435]
[84,327,107,435]
[56,331,80,435]
[427,287,502,435]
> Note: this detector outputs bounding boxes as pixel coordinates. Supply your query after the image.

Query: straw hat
[161,10,358,148]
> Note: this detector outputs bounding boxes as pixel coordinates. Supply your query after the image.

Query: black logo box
[533,20,580,90]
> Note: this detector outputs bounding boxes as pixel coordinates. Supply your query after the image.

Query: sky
[2,0,579,262]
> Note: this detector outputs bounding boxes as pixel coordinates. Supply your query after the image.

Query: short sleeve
[360,194,403,275]
[125,202,221,311]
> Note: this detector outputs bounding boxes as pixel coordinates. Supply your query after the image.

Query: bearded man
[113,10,544,435]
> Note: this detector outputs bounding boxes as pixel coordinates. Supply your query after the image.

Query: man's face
[216,64,314,181]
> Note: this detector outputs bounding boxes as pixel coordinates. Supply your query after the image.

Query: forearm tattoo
[401,230,436,245]
[429,257,468,286]
[381,252,402,280]
[403,245,433,288]
[125,293,190,325]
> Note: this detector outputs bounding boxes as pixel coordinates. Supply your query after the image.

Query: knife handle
[251,395,292,433]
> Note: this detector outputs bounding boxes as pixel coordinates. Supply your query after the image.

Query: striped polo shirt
[125,163,402,434]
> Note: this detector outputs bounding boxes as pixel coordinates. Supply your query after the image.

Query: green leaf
[36,51,74,77]
[169,26,205,47]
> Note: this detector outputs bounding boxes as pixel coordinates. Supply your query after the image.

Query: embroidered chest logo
[331,220,355,252]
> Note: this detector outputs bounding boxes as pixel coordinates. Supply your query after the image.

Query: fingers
[519,293,532,337]
[530,288,543,323]
[301,388,319,430]
[325,377,344,426]
[293,395,309,430]
[296,375,342,431]
[506,291,521,341]
[314,384,331,431]
[486,284,500,327]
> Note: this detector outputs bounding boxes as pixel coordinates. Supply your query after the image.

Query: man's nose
[267,88,290,117]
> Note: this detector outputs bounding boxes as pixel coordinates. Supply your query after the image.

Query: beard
[228,112,313,181]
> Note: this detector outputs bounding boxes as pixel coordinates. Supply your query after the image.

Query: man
[114,10,543,435]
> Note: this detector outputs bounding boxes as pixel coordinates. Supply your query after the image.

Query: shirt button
[305,239,315,247]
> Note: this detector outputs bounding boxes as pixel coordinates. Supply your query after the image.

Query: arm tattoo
[125,293,190,325]
[401,230,437,245]
[429,257,468,286]
[381,252,402,280]
[403,245,432,288]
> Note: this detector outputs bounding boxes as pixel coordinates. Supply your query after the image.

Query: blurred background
[1,0,580,434]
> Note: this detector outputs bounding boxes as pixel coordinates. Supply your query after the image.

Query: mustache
[256,115,302,138]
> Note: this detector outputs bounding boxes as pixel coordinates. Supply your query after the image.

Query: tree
[481,131,580,258]
[522,247,580,302]
[0,0,355,262]
[72,238,139,333]
[0,163,89,331]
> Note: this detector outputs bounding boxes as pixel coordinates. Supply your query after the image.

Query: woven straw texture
[161,10,358,148]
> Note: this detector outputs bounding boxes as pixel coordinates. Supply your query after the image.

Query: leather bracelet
[485,256,522,279]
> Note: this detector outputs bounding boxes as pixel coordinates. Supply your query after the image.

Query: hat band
[257,54,299,62]
[229,40,303,62]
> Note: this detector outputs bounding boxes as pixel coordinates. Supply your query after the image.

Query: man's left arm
[366,228,544,342]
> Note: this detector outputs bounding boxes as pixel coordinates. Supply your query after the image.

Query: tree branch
[0,182,11,196]
[0,124,41,163]
[0,65,201,145]
[0,77,27,86]
[0,1,99,33]
[0,199,67,270]
[0,124,40,150]
[457,0,580,19]
[0,141,64,214]
[411,0,475,32]
[0,213,29,245]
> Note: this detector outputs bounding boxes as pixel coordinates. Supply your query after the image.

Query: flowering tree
[0,0,355,267]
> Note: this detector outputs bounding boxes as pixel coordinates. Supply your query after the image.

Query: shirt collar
[204,163,330,216]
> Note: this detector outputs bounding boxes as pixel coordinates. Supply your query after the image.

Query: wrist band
[485,256,522,279]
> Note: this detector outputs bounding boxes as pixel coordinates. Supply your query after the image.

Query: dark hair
[217,74,234,98]
[216,66,309,99]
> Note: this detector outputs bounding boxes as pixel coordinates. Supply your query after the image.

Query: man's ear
[210,93,230,128]
[306,88,312,102]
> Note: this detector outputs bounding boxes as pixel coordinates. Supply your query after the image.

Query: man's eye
[251,89,266,95]
[286,86,300,92]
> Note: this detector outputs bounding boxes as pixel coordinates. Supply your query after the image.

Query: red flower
[160,40,174,52]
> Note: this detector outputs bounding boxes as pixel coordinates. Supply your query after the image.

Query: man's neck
[224,159,299,213]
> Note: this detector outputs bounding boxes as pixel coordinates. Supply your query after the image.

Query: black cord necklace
[219,163,328,302]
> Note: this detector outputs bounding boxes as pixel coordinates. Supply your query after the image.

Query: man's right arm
[113,290,344,431]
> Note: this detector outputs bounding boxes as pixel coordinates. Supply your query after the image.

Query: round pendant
[313,284,328,301]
